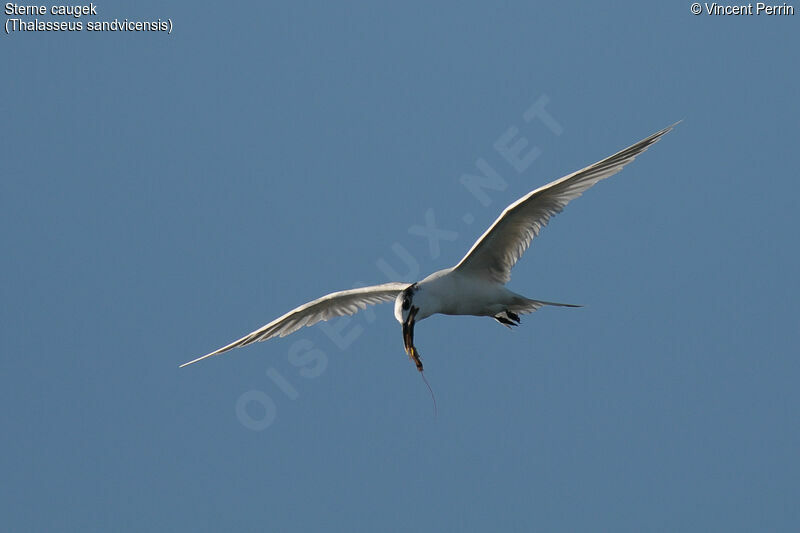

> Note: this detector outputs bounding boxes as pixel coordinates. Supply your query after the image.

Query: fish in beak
[402,306,423,372]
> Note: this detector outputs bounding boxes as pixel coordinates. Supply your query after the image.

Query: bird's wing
[180,282,409,367]
[453,123,677,283]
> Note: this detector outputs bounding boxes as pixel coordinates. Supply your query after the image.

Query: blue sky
[2,2,798,531]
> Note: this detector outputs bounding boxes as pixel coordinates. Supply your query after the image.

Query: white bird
[181,124,677,371]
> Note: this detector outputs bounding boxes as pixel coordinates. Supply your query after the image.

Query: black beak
[402,307,423,372]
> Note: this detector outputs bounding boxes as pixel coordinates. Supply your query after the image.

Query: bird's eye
[402,297,410,310]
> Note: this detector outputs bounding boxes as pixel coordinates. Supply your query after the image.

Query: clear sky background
[2,2,798,531]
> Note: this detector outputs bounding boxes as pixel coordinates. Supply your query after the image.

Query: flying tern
[181,123,676,372]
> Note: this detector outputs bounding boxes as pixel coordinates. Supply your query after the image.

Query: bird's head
[394,283,419,325]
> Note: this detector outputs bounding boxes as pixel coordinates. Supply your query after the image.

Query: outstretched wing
[180,282,409,367]
[453,123,677,283]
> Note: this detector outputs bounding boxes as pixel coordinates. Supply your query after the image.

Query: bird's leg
[494,315,516,327]
[494,310,521,328]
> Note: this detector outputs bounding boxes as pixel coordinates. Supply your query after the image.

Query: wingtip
[178,352,214,368]
[663,120,683,133]
[640,121,680,148]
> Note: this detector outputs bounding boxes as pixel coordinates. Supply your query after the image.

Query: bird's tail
[509,297,582,315]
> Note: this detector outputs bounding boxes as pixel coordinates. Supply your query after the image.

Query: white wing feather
[454,123,677,283]
[180,282,409,367]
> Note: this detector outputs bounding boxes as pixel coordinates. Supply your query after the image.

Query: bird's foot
[494,310,521,327]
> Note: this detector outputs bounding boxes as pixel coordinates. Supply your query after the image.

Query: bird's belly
[435,281,509,317]
[440,300,506,317]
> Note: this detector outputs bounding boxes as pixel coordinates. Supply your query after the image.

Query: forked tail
[494,296,581,327]
[511,297,582,315]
